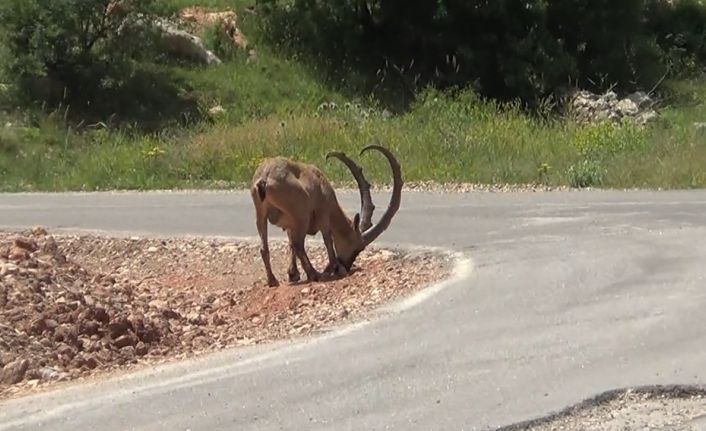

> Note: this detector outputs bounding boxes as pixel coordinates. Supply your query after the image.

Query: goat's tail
[256,179,267,201]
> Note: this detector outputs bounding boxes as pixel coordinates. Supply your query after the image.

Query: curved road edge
[0,242,473,431]
[495,384,706,430]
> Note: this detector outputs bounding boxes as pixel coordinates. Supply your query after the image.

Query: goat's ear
[353,213,361,232]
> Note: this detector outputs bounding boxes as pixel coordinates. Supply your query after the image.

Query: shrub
[204,21,240,61]
[258,0,574,106]
[0,0,157,105]
[567,159,605,188]
[572,121,647,160]
[546,0,666,92]
[257,0,706,105]
[645,0,706,77]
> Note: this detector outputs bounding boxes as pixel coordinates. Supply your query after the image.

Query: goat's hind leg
[255,207,279,287]
[287,229,319,283]
[287,246,300,283]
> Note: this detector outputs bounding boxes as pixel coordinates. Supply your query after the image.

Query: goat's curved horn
[326,151,375,231]
[360,145,403,247]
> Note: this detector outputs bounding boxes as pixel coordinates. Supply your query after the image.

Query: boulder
[569,89,658,125]
[154,20,222,65]
[626,91,652,109]
[616,99,639,117]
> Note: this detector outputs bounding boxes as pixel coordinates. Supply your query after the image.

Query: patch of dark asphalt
[496,384,706,431]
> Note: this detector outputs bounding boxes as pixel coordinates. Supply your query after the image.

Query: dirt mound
[0,229,450,399]
[0,230,178,390]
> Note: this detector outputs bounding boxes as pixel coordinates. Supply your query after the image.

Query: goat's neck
[330,204,354,240]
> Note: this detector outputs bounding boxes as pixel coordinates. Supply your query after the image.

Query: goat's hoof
[267,278,280,287]
[324,262,346,277]
[305,272,320,283]
[288,272,301,283]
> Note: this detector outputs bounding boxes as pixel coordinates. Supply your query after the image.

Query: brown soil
[0,228,451,400]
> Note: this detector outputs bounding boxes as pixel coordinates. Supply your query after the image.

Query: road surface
[1,190,705,430]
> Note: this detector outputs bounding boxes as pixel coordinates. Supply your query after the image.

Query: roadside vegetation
[1,0,706,191]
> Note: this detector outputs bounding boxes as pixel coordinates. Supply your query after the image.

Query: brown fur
[251,157,363,287]
[250,145,403,287]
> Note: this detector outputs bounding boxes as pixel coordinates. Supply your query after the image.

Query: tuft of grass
[567,159,605,188]
[150,0,256,19]
[156,0,254,14]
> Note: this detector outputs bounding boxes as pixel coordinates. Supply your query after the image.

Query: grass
[159,0,253,12]
[3,81,706,192]
[1,2,706,191]
[172,47,344,124]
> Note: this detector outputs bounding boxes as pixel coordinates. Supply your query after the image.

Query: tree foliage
[0,0,157,104]
[2,0,705,111]
[258,0,706,106]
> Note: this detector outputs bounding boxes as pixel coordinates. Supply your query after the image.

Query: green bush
[204,22,240,61]
[0,0,157,105]
[258,0,705,105]
[0,0,211,130]
[572,121,647,160]
[645,0,706,77]
[567,159,605,188]
[546,0,666,92]
[258,0,574,106]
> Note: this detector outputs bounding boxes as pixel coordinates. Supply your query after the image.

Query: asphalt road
[1,189,705,431]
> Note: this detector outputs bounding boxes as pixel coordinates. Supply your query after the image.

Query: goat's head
[326,144,403,271]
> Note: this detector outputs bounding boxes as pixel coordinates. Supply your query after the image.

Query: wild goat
[250,145,403,287]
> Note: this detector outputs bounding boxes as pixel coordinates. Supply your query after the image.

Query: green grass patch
[157,0,254,14]
[173,48,343,124]
[3,83,706,191]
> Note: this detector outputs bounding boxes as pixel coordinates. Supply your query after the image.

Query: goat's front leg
[288,229,319,283]
[321,231,346,277]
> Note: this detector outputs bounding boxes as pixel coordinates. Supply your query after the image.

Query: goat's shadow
[288,266,362,286]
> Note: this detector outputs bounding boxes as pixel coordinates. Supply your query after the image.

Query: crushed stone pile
[0,228,450,399]
[569,90,658,125]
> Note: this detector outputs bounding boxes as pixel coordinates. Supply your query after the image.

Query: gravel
[499,386,706,431]
[373,181,572,193]
[165,181,576,193]
[47,181,670,194]
[0,228,451,400]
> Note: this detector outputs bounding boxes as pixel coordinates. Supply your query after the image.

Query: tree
[0,0,156,103]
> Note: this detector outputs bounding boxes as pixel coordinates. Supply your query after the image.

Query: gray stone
[637,110,658,125]
[118,16,222,66]
[1,359,29,384]
[569,89,659,125]
[626,91,653,109]
[616,99,639,117]
[155,20,222,65]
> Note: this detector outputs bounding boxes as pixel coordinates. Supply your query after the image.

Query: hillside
[1,0,706,191]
